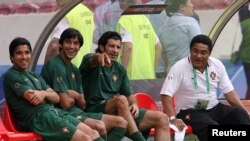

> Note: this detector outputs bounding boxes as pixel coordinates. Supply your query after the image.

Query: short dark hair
[9,37,32,57]
[166,0,188,16]
[190,34,213,53]
[96,31,122,53]
[59,28,84,47]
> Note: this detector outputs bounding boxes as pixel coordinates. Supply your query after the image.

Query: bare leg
[70,129,92,141]
[138,110,170,141]
[76,122,101,140]
[105,95,139,135]
[84,118,107,135]
[101,114,127,131]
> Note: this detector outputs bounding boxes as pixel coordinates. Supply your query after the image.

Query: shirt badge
[56,77,63,83]
[185,114,191,121]
[72,72,75,80]
[14,83,20,89]
[76,115,83,120]
[210,72,216,80]
[61,127,70,134]
[112,74,118,82]
[33,77,38,82]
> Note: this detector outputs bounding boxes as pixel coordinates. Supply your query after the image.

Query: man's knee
[85,119,106,134]
[94,120,106,134]
[112,95,129,108]
[231,107,250,124]
[143,111,169,128]
[153,111,169,126]
[116,116,128,128]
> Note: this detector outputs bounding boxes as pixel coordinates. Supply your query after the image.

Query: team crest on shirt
[61,127,70,134]
[72,72,75,80]
[112,74,118,82]
[14,83,20,89]
[76,115,83,120]
[210,72,216,80]
[185,114,191,121]
[33,77,38,82]
[56,77,63,83]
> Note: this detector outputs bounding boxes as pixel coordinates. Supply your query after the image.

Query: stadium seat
[134,92,193,136]
[0,117,43,141]
[15,2,39,14]
[0,3,18,15]
[3,102,43,140]
[36,1,58,13]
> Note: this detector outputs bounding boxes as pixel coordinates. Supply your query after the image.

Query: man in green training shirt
[3,37,104,141]
[45,0,95,67]
[79,31,170,141]
[41,28,128,141]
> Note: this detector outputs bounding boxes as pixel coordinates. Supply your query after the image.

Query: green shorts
[86,102,147,126]
[30,108,81,141]
[67,106,102,122]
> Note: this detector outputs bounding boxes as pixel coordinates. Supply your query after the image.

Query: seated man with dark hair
[79,31,170,141]
[3,37,104,141]
[161,34,250,141]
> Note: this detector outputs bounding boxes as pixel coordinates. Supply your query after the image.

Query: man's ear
[10,56,13,63]
[99,45,105,53]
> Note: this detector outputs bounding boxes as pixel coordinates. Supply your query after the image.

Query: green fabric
[107,127,127,141]
[134,109,146,126]
[66,3,95,67]
[239,19,250,63]
[100,133,107,141]
[3,67,50,130]
[41,55,83,94]
[30,108,81,141]
[94,137,106,141]
[135,109,150,139]
[3,67,82,140]
[41,55,102,121]
[116,15,157,80]
[80,53,133,109]
[128,131,146,141]
[85,101,106,112]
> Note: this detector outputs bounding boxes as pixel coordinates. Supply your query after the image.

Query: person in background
[44,0,95,67]
[93,0,118,44]
[160,34,250,141]
[41,28,128,141]
[79,31,170,141]
[116,0,162,80]
[231,2,250,99]
[158,0,201,73]
[3,37,104,141]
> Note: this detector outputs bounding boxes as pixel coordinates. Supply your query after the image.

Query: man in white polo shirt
[160,34,250,141]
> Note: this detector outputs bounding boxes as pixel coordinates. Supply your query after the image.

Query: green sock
[107,127,127,141]
[94,137,105,141]
[129,131,146,141]
[101,133,107,141]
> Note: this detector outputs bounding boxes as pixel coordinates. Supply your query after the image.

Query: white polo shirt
[160,56,234,114]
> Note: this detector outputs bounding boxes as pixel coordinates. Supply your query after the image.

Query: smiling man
[41,28,128,141]
[79,31,170,141]
[3,37,103,141]
[160,34,250,141]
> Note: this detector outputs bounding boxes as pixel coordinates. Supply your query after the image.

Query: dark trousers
[176,103,250,141]
[243,62,250,99]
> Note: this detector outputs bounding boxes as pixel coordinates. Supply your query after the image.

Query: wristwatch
[169,116,176,122]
